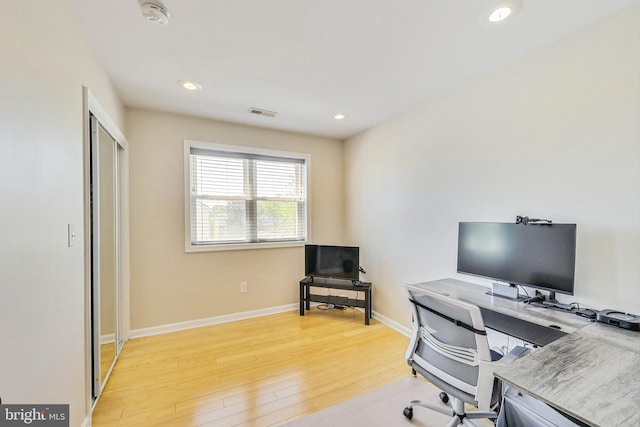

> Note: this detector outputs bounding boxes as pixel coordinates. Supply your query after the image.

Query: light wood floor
[92,308,411,426]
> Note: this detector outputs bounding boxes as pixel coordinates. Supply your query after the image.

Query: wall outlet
[240,281,248,293]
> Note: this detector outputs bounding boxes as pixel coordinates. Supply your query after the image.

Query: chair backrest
[404,283,495,410]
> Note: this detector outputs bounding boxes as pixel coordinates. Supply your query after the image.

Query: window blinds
[189,147,307,246]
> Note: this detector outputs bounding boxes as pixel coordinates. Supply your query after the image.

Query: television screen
[305,245,359,281]
[457,222,576,295]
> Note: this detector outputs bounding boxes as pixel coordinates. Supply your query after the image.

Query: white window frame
[184,140,311,252]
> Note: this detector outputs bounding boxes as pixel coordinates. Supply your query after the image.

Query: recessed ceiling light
[334,114,346,120]
[178,80,203,91]
[489,6,512,22]
[486,1,522,24]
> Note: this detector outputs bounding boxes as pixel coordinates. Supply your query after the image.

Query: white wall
[1,3,636,422]
[344,5,640,325]
[126,108,344,330]
[0,2,124,425]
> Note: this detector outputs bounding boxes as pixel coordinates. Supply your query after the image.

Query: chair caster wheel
[403,407,413,420]
[439,392,449,404]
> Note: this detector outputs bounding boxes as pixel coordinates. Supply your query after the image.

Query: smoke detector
[140,1,170,25]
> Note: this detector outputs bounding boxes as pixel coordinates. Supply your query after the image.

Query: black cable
[518,285,530,298]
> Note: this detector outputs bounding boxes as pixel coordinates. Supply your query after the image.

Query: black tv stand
[299,277,372,325]
[307,276,363,286]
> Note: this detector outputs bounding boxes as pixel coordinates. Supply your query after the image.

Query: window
[185,141,309,251]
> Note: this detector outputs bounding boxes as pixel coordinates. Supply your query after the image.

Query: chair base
[403,394,498,427]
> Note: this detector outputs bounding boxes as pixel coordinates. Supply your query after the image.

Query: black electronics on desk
[596,309,640,331]
[457,222,576,305]
[304,244,360,283]
[575,308,597,320]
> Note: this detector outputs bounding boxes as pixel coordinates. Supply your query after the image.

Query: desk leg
[364,288,371,325]
[305,285,311,310]
[299,283,305,316]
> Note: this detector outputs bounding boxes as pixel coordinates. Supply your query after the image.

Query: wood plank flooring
[92,308,411,426]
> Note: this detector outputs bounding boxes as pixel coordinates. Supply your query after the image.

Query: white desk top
[409,278,640,427]
[494,326,640,427]
[409,278,587,332]
[575,321,640,353]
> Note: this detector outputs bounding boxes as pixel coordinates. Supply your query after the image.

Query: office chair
[403,284,525,426]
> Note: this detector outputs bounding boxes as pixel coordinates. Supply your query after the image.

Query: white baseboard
[81,415,91,427]
[372,310,411,337]
[100,333,115,345]
[130,303,299,339]
[129,303,411,341]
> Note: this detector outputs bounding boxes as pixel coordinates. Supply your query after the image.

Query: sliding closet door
[90,114,120,399]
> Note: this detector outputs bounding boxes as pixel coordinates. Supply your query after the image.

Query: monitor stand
[541,291,574,311]
[524,291,574,310]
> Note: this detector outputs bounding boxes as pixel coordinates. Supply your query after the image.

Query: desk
[494,324,640,427]
[410,278,640,427]
[299,278,372,325]
[410,278,586,348]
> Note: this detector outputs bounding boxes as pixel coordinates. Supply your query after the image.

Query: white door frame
[82,87,130,413]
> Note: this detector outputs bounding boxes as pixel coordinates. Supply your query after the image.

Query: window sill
[185,240,307,253]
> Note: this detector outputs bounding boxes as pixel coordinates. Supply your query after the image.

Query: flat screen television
[457,222,576,299]
[305,245,359,282]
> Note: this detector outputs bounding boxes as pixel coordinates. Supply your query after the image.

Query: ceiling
[69,0,638,139]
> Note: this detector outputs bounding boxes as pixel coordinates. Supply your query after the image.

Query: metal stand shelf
[299,277,372,325]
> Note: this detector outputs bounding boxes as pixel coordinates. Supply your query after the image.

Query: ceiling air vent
[248,107,277,118]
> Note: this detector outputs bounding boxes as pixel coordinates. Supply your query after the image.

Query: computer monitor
[457,222,577,301]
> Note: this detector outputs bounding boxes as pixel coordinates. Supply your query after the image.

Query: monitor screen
[305,245,359,281]
[457,222,576,295]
